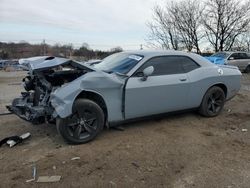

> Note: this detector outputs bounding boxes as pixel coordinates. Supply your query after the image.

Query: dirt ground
[0,71,250,188]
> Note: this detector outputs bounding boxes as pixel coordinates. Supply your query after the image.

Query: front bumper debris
[6,92,46,124]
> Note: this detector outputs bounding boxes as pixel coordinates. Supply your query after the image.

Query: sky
[0,0,165,50]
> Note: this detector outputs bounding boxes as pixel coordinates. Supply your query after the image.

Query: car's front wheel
[57,99,105,144]
[199,86,225,117]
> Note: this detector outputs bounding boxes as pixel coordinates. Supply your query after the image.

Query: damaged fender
[50,71,125,122]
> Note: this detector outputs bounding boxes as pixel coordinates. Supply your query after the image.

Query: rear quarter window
[178,56,200,73]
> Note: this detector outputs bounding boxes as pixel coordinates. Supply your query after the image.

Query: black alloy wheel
[57,99,104,144]
[199,86,225,117]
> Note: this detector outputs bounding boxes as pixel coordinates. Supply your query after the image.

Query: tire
[57,99,104,144]
[244,65,250,73]
[199,86,225,117]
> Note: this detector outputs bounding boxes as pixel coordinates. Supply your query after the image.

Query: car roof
[122,50,192,57]
[121,50,214,67]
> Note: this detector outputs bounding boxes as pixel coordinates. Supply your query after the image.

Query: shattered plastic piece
[37,176,61,183]
[0,136,20,147]
[71,157,80,161]
[242,129,248,132]
[26,165,36,183]
[0,132,31,148]
[7,132,31,147]
[26,179,35,183]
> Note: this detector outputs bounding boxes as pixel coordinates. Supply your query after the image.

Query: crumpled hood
[19,56,90,71]
[204,56,225,65]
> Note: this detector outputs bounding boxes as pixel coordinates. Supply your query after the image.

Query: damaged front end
[7,92,52,124]
[7,73,55,124]
[7,56,92,124]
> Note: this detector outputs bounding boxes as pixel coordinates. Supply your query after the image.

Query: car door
[238,53,250,70]
[124,56,192,119]
[227,53,246,69]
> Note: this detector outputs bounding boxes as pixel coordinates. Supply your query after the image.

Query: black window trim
[132,55,201,77]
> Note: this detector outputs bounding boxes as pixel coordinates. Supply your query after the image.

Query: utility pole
[42,39,46,55]
[140,44,143,50]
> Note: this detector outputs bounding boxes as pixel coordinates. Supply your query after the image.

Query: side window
[135,56,199,76]
[230,53,240,59]
[137,56,183,76]
[239,53,248,59]
[180,57,200,72]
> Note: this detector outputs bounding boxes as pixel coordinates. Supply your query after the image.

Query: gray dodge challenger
[7,51,241,144]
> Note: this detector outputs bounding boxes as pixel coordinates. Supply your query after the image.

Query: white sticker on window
[128,55,142,61]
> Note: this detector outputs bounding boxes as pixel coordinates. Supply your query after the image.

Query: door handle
[179,78,187,82]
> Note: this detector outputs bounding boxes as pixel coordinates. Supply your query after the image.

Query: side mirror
[228,57,234,60]
[141,66,154,81]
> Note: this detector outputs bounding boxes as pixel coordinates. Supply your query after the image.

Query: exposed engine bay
[7,57,91,124]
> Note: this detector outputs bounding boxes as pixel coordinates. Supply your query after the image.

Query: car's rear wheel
[199,86,225,117]
[57,99,104,144]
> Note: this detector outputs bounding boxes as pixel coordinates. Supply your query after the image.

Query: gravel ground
[0,71,250,188]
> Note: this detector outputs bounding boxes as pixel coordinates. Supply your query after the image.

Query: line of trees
[147,0,250,53]
[0,42,123,60]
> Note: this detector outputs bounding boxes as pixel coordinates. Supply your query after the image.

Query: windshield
[211,52,231,59]
[94,53,143,74]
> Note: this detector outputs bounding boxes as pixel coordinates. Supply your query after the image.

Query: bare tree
[147,5,181,50]
[202,0,250,52]
[168,0,204,53]
[232,31,250,51]
[147,0,203,53]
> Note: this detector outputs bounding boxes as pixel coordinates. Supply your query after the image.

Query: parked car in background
[226,52,250,73]
[205,53,226,65]
[206,51,250,72]
[7,51,241,144]
[0,59,22,71]
[0,60,13,69]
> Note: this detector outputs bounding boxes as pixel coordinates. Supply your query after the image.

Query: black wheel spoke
[83,123,96,134]
[208,101,212,109]
[211,103,216,112]
[67,114,79,127]
[209,96,213,101]
[73,125,82,139]
[82,111,97,134]
[214,100,222,106]
[85,118,96,125]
